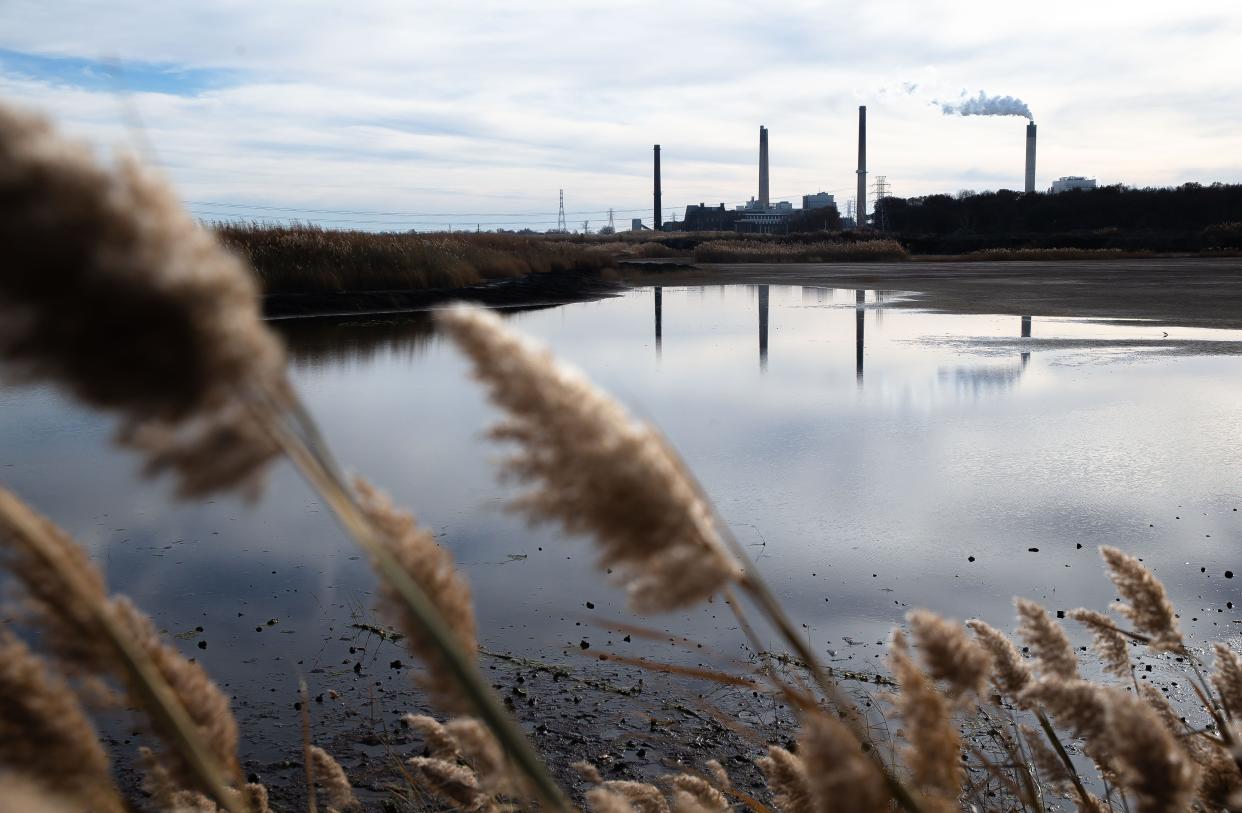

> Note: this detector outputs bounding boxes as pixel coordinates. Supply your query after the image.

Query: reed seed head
[407,757,494,813]
[443,717,527,799]
[1212,643,1242,719]
[354,478,477,712]
[1015,598,1079,681]
[756,746,811,813]
[596,781,670,813]
[668,775,728,812]
[966,619,1033,700]
[1105,690,1198,813]
[404,714,461,761]
[907,609,992,701]
[1068,608,1131,678]
[0,776,77,813]
[1099,546,1182,652]
[0,103,288,497]
[586,788,638,813]
[309,746,360,813]
[798,711,890,812]
[437,305,744,613]
[889,629,964,799]
[0,631,122,813]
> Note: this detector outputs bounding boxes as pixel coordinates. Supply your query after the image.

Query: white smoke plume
[938,90,1033,120]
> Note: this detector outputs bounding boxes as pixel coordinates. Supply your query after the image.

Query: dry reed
[0,103,288,498]
[309,746,361,813]
[906,609,992,702]
[1099,546,1182,651]
[1015,598,1079,681]
[437,305,743,613]
[1068,609,1131,678]
[0,632,123,813]
[965,619,1033,699]
[798,712,890,811]
[354,477,477,711]
[889,630,963,801]
[0,776,78,813]
[218,224,615,295]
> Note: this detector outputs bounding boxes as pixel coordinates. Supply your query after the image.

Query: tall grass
[694,239,909,263]
[4,100,1242,813]
[215,225,616,295]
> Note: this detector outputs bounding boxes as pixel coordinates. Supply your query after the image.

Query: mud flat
[620,256,1242,330]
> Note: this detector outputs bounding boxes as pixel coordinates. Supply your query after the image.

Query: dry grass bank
[215,225,616,295]
[694,238,909,263]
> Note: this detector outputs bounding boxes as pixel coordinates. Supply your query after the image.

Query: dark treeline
[876,183,1242,254]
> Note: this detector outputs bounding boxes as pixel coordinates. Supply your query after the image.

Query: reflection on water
[759,285,769,371]
[4,284,1242,722]
[1021,315,1032,368]
[654,286,663,356]
[856,289,865,384]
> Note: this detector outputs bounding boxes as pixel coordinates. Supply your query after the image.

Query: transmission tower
[607,208,615,231]
[871,176,891,230]
[557,189,567,232]
[846,199,856,223]
[582,220,591,234]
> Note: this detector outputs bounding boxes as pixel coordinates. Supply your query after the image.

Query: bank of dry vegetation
[215,225,617,295]
[6,103,1242,813]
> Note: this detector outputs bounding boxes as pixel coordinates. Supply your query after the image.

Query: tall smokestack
[759,126,770,210]
[856,106,867,228]
[1024,123,1036,193]
[653,144,662,230]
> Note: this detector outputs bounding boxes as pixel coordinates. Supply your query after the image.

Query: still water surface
[3,284,1242,708]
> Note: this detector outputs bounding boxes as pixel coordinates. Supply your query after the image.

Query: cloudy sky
[2,1,1240,230]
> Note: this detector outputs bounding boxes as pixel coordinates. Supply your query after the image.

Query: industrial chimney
[1024,123,1036,193]
[856,106,867,228]
[759,126,770,210]
[653,144,662,230]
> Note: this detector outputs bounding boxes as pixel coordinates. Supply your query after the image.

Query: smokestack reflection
[855,289,865,384]
[654,286,663,356]
[1020,315,1031,368]
[758,285,769,371]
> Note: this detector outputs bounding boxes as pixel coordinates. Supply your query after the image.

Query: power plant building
[803,192,836,210]
[1050,176,1097,193]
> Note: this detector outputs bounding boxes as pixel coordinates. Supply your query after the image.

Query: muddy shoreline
[267,257,1242,332]
[620,256,1242,330]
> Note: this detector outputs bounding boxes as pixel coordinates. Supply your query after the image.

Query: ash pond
[3,283,1242,731]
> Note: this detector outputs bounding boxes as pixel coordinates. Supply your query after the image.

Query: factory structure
[648,123,843,233]
[635,105,1093,233]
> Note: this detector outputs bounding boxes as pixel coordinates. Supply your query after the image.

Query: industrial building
[803,192,835,210]
[649,122,839,234]
[1050,176,1097,193]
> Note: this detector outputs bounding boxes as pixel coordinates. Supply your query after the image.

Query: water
[3,284,1242,720]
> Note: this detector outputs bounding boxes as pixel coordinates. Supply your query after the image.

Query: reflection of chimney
[653,144,662,230]
[758,285,769,371]
[1024,123,1036,193]
[855,289,865,384]
[759,126,770,210]
[856,106,867,228]
[654,286,663,355]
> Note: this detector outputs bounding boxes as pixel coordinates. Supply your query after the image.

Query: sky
[2,0,1240,231]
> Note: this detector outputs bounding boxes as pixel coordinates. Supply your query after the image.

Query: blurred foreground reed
[2,101,1241,813]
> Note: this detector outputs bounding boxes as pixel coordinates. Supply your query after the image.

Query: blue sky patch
[0,48,235,95]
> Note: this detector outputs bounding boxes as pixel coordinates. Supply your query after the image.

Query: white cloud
[2,0,1239,228]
